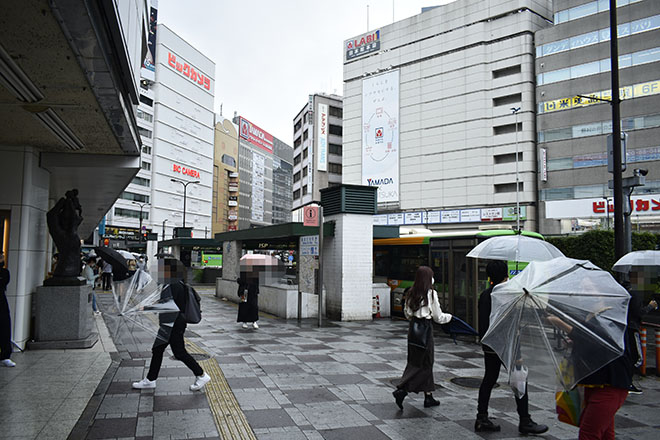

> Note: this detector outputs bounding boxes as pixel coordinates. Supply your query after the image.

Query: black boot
[424,393,440,407]
[474,413,501,432]
[393,388,407,409]
[518,417,549,435]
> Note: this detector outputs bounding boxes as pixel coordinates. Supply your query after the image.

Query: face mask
[431,277,434,285]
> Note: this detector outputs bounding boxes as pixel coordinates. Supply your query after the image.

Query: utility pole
[132,201,149,241]
[511,107,521,231]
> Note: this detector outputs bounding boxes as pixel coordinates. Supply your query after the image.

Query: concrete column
[323,213,373,321]
[222,240,241,282]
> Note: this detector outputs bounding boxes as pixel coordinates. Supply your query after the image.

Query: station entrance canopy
[214,222,335,251]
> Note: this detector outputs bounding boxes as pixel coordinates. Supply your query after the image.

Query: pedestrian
[625,267,659,394]
[133,258,211,391]
[237,271,259,329]
[1,252,15,367]
[392,265,451,409]
[101,258,113,291]
[82,257,101,315]
[475,260,548,435]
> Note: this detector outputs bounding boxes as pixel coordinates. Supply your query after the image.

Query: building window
[329,106,343,118]
[494,153,522,164]
[139,95,153,107]
[142,145,152,155]
[293,171,301,182]
[303,130,309,141]
[293,189,301,199]
[137,109,153,123]
[114,207,149,220]
[493,65,520,79]
[132,176,150,187]
[302,166,308,177]
[493,93,522,107]
[493,123,522,135]
[222,154,236,167]
[141,161,151,171]
[329,124,342,136]
[329,143,342,155]
[121,191,150,203]
[294,137,301,148]
[494,182,523,193]
[538,112,660,143]
[294,120,302,133]
[294,154,301,165]
[303,148,308,159]
[138,127,152,139]
[302,185,308,195]
[553,0,642,25]
[328,162,342,174]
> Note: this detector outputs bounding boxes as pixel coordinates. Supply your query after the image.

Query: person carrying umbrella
[475,260,548,434]
[392,266,451,410]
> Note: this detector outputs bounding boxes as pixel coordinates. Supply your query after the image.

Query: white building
[108,22,215,241]
[342,0,553,231]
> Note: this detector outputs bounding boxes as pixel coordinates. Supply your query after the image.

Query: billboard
[346,30,380,61]
[141,5,158,80]
[317,103,328,171]
[362,70,399,203]
[239,117,273,153]
[251,151,265,222]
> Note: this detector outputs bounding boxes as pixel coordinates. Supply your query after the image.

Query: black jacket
[478,286,494,351]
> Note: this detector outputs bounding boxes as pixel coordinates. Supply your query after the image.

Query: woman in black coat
[237,273,259,329]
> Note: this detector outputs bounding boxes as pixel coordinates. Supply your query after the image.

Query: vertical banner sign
[251,152,265,222]
[540,148,548,182]
[362,70,400,203]
[317,103,328,171]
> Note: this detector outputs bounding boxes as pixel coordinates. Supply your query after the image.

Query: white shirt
[405,289,452,324]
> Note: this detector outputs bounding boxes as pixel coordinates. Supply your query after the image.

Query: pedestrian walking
[101,259,113,290]
[237,272,260,329]
[0,252,15,367]
[475,260,548,434]
[133,258,210,391]
[392,266,451,409]
[82,257,101,315]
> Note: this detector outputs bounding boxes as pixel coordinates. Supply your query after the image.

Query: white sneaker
[93,311,102,316]
[242,323,248,329]
[1,359,16,367]
[190,372,211,391]
[252,322,259,329]
[132,377,156,389]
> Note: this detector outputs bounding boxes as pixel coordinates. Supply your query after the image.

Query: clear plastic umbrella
[101,269,179,351]
[612,250,660,273]
[467,234,564,262]
[482,257,630,392]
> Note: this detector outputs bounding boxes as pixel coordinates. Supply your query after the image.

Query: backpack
[180,281,202,324]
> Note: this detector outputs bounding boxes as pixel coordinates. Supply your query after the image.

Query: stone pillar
[323,213,373,321]
[217,240,241,299]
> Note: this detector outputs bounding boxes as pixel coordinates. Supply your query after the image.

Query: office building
[212,116,239,234]
[536,0,660,234]
[342,0,553,231]
[292,94,343,218]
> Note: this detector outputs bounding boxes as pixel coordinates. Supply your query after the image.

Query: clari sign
[167,52,211,90]
[239,117,273,153]
[346,30,380,60]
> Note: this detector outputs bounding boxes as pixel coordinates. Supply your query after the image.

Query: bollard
[656,330,660,377]
[640,328,647,376]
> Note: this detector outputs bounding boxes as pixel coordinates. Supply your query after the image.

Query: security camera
[634,168,648,176]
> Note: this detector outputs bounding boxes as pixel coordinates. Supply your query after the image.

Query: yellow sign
[540,79,660,114]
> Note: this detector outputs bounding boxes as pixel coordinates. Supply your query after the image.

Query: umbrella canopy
[467,235,564,263]
[440,316,478,344]
[481,257,630,392]
[612,250,660,273]
[94,246,130,281]
[240,253,281,266]
[101,269,180,350]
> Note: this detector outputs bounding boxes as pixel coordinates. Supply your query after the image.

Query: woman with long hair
[393,265,452,409]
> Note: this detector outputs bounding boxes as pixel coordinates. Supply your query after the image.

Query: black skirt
[397,318,435,393]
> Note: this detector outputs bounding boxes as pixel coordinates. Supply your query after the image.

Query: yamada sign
[239,117,273,153]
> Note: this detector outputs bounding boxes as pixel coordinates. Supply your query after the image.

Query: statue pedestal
[29,284,98,349]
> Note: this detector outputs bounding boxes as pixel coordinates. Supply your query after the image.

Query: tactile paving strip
[185,339,257,440]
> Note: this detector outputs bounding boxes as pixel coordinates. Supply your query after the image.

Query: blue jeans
[92,290,98,312]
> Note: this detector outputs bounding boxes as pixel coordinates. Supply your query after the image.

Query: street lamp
[603,196,611,230]
[132,201,149,240]
[162,219,168,240]
[511,107,521,231]
[170,178,199,229]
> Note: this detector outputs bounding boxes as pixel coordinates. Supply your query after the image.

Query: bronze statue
[45,189,83,284]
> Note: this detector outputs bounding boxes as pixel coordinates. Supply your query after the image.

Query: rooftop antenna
[367,4,369,31]
[393,0,395,22]
[219,103,223,116]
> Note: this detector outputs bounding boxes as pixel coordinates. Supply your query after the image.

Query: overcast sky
[157,0,457,145]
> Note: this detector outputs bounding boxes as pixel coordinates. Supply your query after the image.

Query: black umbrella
[94,247,131,281]
[440,316,479,344]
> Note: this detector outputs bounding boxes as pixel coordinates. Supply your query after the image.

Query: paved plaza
[1,287,660,440]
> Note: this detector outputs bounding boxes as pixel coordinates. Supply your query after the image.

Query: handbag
[408,318,431,349]
[555,386,584,426]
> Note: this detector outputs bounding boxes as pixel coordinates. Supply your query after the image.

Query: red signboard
[303,206,319,227]
[239,117,273,153]
[167,52,211,90]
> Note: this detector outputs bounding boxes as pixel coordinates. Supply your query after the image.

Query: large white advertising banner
[251,152,265,222]
[317,103,328,171]
[362,70,400,203]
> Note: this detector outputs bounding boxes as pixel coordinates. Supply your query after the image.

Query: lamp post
[132,201,149,240]
[170,178,199,229]
[511,106,521,231]
[162,219,167,240]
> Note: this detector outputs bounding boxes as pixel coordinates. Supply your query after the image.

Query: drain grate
[450,376,499,389]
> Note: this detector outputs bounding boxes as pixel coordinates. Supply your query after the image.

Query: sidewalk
[2,288,659,439]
